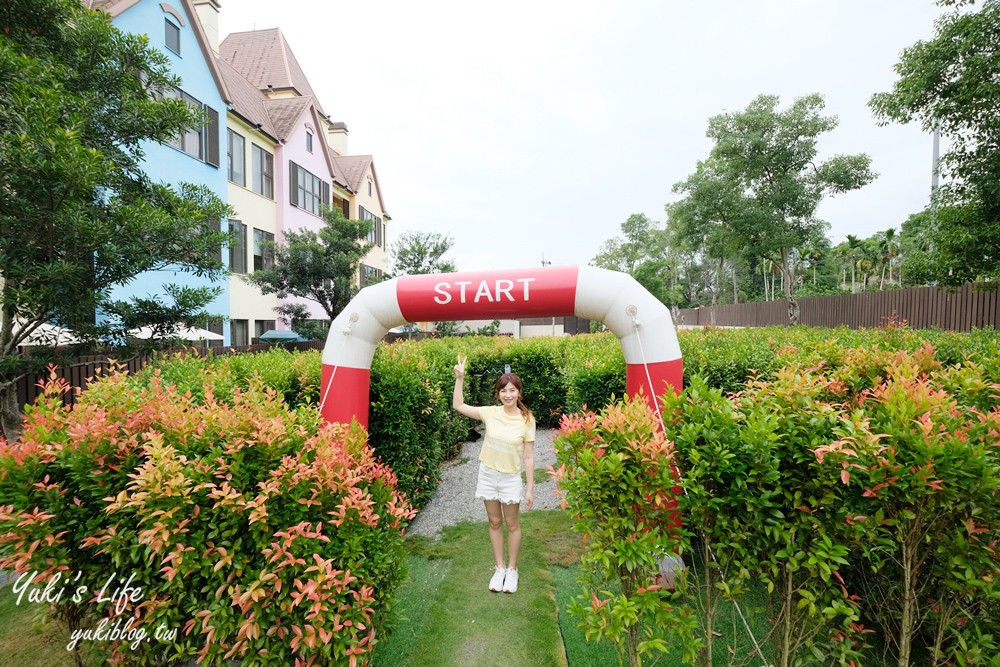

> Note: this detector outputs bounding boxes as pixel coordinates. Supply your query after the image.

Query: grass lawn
[375,509,783,667]
[373,511,584,667]
[0,582,79,667]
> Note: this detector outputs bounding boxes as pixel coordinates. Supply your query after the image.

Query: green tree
[844,235,864,293]
[0,0,230,441]
[793,234,844,297]
[870,0,1000,284]
[899,208,937,285]
[592,213,659,274]
[671,160,763,306]
[592,213,674,306]
[274,302,327,341]
[245,205,373,323]
[685,94,876,323]
[389,230,456,277]
[387,229,457,334]
[876,227,900,288]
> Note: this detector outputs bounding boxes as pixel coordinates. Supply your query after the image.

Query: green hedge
[126,326,1000,513]
[0,369,413,666]
[663,343,1000,665]
[9,325,998,663]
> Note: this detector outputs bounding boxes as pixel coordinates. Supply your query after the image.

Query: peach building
[215,21,391,339]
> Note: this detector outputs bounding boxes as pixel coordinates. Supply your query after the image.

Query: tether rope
[318,317,355,416]
[630,310,771,666]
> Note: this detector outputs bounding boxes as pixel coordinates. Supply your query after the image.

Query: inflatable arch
[320,265,682,428]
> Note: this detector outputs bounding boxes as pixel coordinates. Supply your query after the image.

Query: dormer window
[306,132,313,153]
[165,19,180,54]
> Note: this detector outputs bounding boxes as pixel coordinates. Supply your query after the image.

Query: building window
[202,218,222,264]
[251,144,274,199]
[368,179,372,197]
[360,206,383,247]
[231,319,249,346]
[253,229,274,271]
[306,131,313,152]
[207,319,224,346]
[254,320,275,341]
[229,221,247,273]
[227,129,245,186]
[163,88,219,166]
[289,162,329,217]
[165,19,180,54]
[360,264,384,287]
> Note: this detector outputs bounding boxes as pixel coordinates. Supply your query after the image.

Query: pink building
[219,28,391,330]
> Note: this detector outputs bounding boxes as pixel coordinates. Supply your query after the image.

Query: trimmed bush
[131,347,322,410]
[125,327,1000,522]
[552,397,701,665]
[368,342,456,510]
[662,344,1000,666]
[561,333,626,414]
[0,368,414,666]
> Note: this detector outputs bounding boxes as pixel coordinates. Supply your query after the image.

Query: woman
[452,354,536,593]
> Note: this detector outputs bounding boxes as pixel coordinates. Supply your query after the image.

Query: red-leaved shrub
[0,367,414,666]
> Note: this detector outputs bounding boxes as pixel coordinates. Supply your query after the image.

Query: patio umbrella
[258,329,310,343]
[18,322,79,346]
[128,326,223,342]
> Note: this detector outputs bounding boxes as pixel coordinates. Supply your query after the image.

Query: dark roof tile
[217,57,277,139]
[219,28,325,116]
[332,155,373,193]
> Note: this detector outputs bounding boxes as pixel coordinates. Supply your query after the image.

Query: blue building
[92,0,232,344]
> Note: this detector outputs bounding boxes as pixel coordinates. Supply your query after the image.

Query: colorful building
[93,0,233,343]
[92,1,392,344]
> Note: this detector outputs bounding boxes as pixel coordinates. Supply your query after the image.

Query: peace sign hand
[454,354,467,381]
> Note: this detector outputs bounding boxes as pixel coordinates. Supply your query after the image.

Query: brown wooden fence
[676,283,1000,331]
[14,340,325,412]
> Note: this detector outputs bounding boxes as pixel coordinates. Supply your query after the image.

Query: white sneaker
[489,566,506,592]
[502,568,519,593]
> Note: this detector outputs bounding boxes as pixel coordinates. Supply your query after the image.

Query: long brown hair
[496,373,533,422]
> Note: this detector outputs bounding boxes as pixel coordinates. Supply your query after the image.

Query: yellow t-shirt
[478,405,536,474]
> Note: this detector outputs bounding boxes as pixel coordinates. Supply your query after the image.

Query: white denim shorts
[475,463,523,505]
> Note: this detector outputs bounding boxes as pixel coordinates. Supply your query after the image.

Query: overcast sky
[219,1,944,272]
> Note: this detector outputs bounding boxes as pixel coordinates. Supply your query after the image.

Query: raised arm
[452,354,481,420]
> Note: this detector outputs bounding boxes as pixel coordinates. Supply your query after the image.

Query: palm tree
[858,239,880,291]
[880,227,900,287]
[833,243,850,290]
[804,245,824,285]
[846,235,863,293]
[757,257,771,301]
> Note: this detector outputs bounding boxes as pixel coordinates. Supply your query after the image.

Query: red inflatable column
[625,359,684,409]
[320,365,372,430]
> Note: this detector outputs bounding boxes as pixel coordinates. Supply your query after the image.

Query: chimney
[326,121,349,156]
[192,0,221,54]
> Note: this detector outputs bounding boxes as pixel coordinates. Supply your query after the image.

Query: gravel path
[407,428,563,538]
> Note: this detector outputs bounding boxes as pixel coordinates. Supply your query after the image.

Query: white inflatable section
[322,278,403,368]
[575,266,681,364]
[321,266,680,371]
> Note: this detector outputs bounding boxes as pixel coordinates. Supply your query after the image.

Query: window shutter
[290,162,299,206]
[204,106,220,167]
